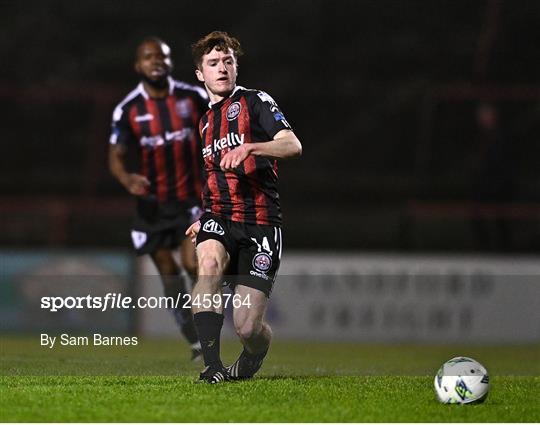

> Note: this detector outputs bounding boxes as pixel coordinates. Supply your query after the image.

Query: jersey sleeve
[109,103,134,147]
[252,90,293,139]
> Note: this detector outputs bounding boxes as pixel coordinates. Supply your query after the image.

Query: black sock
[243,347,268,362]
[168,307,199,344]
[180,316,199,345]
[193,311,224,368]
[161,272,199,345]
[231,347,268,378]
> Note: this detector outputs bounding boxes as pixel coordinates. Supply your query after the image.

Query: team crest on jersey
[175,100,191,119]
[226,102,242,121]
[253,252,272,273]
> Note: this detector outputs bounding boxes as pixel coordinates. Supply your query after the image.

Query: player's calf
[234,318,272,354]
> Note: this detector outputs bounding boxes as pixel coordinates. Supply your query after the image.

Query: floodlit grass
[1,337,539,422]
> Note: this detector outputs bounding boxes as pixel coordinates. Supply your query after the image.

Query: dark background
[1,0,539,252]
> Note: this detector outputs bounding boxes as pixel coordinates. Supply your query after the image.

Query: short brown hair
[191,31,243,69]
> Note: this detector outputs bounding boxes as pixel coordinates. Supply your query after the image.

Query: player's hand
[123,173,150,196]
[220,144,252,171]
[185,220,201,244]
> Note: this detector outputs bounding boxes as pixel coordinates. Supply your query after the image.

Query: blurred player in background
[109,37,208,360]
[186,31,302,383]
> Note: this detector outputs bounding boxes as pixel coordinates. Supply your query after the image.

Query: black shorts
[196,213,282,297]
[131,197,202,256]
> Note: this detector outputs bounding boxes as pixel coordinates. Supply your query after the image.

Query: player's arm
[220,130,301,171]
[108,144,150,196]
[247,129,302,159]
[108,103,150,196]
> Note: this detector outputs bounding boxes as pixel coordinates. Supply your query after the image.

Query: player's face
[135,41,172,83]
[196,47,237,97]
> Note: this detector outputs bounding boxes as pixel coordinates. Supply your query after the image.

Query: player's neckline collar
[209,85,245,108]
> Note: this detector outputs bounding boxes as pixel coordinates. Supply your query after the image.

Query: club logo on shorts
[131,230,147,249]
[252,252,272,273]
[226,102,242,121]
[202,219,225,236]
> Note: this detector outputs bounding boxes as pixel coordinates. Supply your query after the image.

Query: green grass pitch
[1,337,539,422]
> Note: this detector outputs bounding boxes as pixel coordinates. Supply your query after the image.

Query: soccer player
[186,31,302,383]
[109,37,208,360]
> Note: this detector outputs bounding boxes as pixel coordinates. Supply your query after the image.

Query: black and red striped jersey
[109,77,207,205]
[199,86,293,226]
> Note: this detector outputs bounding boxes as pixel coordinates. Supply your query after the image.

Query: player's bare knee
[198,256,221,277]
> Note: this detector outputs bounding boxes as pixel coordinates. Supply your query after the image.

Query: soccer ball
[434,356,490,404]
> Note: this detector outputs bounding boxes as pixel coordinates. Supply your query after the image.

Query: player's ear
[134,61,141,74]
[195,68,204,82]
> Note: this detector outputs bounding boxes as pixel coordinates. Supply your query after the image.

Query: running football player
[186,31,302,383]
[109,37,207,360]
